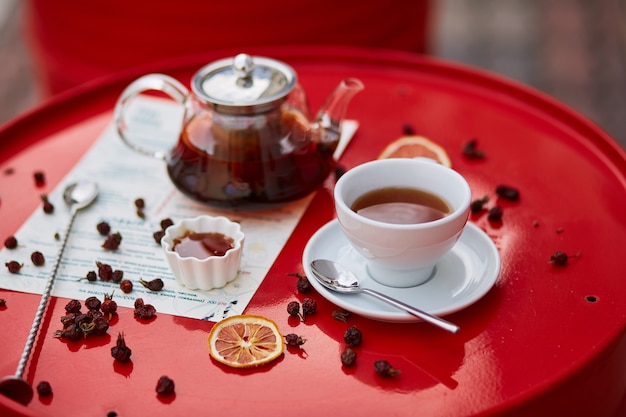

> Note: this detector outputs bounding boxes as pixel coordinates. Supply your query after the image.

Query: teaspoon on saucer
[310,259,460,334]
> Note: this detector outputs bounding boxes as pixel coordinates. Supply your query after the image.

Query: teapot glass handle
[113,74,189,159]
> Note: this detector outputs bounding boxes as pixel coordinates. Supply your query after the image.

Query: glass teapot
[114,53,363,209]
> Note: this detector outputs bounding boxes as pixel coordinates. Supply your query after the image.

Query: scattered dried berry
[156,375,175,396]
[341,348,357,367]
[284,333,306,347]
[470,196,489,213]
[0,298,6,307]
[139,278,164,291]
[374,360,400,378]
[487,206,503,222]
[33,171,46,186]
[134,298,157,320]
[5,261,22,273]
[111,269,124,283]
[287,301,302,320]
[85,296,101,311]
[134,198,145,210]
[550,250,580,266]
[344,326,362,347]
[334,164,346,181]
[402,123,416,135]
[111,332,132,363]
[96,261,113,281]
[30,251,45,266]
[101,293,118,318]
[36,381,52,396]
[65,299,82,314]
[160,218,174,230]
[495,185,520,201]
[287,272,311,294]
[462,138,485,159]
[102,232,122,250]
[83,270,97,282]
[332,309,350,323]
[302,298,317,318]
[120,279,133,294]
[152,230,165,244]
[54,232,60,241]
[96,221,111,236]
[40,195,54,214]
[4,236,17,249]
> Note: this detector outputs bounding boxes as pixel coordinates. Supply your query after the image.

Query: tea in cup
[334,158,471,287]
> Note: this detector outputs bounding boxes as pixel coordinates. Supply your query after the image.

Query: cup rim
[334,159,471,230]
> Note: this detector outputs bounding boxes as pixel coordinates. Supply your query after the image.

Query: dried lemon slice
[378,135,452,168]
[208,315,284,368]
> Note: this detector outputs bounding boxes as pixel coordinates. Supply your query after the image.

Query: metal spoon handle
[361,288,460,334]
[15,207,78,379]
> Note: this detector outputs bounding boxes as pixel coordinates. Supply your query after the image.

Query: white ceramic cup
[334,158,471,287]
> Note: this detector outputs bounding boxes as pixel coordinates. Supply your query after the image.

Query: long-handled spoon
[0,180,99,406]
[310,259,460,334]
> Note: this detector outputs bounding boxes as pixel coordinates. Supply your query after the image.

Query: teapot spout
[315,78,364,144]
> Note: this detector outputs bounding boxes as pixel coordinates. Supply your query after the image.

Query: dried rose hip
[302,298,317,318]
[344,326,362,347]
[40,195,54,214]
[496,185,520,201]
[152,230,165,244]
[31,251,45,266]
[341,348,357,367]
[5,261,22,274]
[96,221,111,236]
[160,218,174,230]
[111,269,124,283]
[287,272,311,294]
[120,279,133,294]
[374,360,400,378]
[64,299,82,314]
[332,309,350,323]
[470,196,489,213]
[287,301,302,320]
[550,251,580,266]
[156,376,175,396]
[134,298,157,320]
[96,261,113,281]
[84,270,97,282]
[111,333,132,363]
[101,293,117,318]
[4,236,17,249]
[284,333,306,347]
[36,381,52,396]
[462,138,485,159]
[84,296,101,311]
[139,278,164,291]
[487,206,503,222]
[0,298,6,307]
[134,198,145,210]
[102,232,122,250]
[33,171,46,186]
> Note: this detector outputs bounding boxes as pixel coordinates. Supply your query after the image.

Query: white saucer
[302,220,500,323]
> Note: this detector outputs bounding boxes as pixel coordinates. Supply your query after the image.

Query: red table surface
[1,46,625,417]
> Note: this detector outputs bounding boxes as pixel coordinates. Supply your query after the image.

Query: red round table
[1,46,625,417]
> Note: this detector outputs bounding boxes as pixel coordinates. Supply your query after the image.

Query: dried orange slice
[208,315,284,368]
[378,135,452,167]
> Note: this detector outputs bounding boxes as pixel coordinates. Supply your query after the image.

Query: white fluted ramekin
[161,215,244,291]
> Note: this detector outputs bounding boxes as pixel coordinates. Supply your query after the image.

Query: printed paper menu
[0,97,356,322]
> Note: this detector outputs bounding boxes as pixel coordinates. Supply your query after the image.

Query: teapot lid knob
[191,53,297,113]
[234,53,254,80]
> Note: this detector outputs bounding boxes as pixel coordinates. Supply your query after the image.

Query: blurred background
[1,0,625,148]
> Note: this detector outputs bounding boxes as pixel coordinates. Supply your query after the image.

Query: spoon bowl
[310,259,460,334]
[0,180,98,405]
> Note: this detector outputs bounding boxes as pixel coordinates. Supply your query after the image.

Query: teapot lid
[191,53,296,113]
